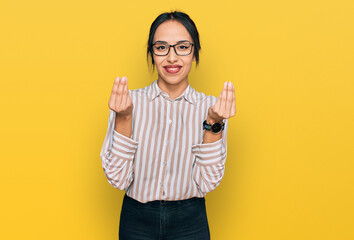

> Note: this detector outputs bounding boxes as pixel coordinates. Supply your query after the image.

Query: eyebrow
[153,40,191,44]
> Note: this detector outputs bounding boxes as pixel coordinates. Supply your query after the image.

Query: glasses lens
[153,43,169,55]
[176,42,192,55]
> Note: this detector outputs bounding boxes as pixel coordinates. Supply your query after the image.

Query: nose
[166,46,178,63]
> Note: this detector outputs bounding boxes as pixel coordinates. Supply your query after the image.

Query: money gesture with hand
[108,76,133,137]
[108,76,133,117]
[207,81,236,123]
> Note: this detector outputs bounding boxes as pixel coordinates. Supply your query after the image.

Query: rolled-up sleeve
[100,109,138,190]
[191,119,228,195]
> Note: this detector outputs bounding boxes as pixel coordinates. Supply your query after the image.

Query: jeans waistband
[124,193,204,207]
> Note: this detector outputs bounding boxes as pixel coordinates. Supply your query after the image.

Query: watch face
[211,122,223,133]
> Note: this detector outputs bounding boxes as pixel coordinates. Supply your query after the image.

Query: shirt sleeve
[99,109,139,190]
[191,118,228,195]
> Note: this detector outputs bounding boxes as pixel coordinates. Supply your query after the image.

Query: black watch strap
[203,120,225,134]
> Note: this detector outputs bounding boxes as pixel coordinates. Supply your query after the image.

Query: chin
[160,75,187,85]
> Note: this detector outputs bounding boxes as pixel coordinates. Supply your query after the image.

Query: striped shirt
[100,80,228,203]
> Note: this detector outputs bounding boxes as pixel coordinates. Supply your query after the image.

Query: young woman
[100,11,236,240]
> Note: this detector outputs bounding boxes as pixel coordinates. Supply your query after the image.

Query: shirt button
[169,119,172,124]
[163,161,166,166]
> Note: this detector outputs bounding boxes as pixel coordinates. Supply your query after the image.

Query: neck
[157,78,189,100]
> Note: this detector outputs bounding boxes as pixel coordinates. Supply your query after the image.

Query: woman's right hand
[108,76,133,118]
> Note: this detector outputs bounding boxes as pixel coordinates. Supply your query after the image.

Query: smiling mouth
[164,66,182,74]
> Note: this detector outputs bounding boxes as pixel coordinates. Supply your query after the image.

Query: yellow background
[1,0,353,239]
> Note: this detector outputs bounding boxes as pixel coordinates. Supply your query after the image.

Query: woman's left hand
[207,81,236,122]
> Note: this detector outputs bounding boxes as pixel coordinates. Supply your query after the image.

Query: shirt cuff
[111,130,139,161]
[191,138,226,166]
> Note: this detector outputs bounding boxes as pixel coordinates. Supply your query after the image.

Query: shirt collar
[147,80,196,105]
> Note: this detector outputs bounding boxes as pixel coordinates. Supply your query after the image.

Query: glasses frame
[152,41,194,56]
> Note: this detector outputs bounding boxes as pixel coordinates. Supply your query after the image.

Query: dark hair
[146,11,201,71]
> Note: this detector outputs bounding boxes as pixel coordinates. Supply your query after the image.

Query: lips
[163,65,182,74]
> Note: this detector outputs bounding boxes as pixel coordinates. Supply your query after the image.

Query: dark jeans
[119,194,210,240]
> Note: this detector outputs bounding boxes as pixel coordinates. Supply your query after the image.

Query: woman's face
[152,20,196,88]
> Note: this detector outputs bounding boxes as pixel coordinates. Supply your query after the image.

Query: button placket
[159,98,172,199]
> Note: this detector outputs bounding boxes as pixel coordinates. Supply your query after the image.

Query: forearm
[101,122,138,190]
[192,118,228,194]
[114,114,132,138]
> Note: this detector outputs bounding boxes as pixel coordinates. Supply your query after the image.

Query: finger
[116,76,125,109]
[126,77,133,105]
[225,82,233,118]
[220,81,228,116]
[109,77,120,108]
[121,77,128,108]
[231,82,236,116]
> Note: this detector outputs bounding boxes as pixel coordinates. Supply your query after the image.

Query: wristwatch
[203,120,225,134]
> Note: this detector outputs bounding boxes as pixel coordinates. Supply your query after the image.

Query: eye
[156,46,166,50]
[154,43,169,52]
[177,44,190,50]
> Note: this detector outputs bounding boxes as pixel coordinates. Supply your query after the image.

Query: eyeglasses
[152,41,194,56]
